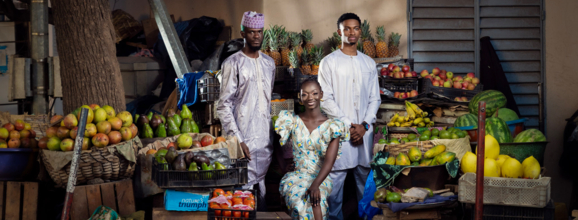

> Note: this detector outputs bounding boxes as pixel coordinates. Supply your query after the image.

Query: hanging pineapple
[361,20,376,58]
[375,26,388,58]
[290,32,304,61]
[288,48,299,69]
[268,25,282,66]
[388,32,402,57]
[302,29,314,51]
[300,48,311,75]
[278,28,291,66]
[310,46,324,75]
[261,28,271,57]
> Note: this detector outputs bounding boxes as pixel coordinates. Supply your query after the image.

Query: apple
[424,75,432,79]
[443,81,452,88]
[401,93,408,99]
[388,64,396,71]
[393,66,401,73]
[466,73,475,79]
[394,72,402,78]
[405,92,411,98]
[393,92,400,98]
[402,65,410,73]
[380,68,387,76]
[397,93,404,99]
[453,81,462,89]
[453,76,463,82]
[464,78,472,83]
[434,76,441,81]
[462,81,470,88]
[389,72,395,78]
[454,97,462,101]
[420,70,429,77]
[410,90,418,97]
[432,67,440,76]
[432,80,440,87]
[446,71,454,79]
[404,71,413,78]
[462,97,469,101]
[472,77,480,84]
[411,71,417,77]
[467,83,476,90]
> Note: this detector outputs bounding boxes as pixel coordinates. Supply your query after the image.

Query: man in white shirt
[318,13,381,219]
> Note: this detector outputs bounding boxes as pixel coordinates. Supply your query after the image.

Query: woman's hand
[306,183,321,207]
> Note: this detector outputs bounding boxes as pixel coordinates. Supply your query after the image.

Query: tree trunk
[51,0,125,113]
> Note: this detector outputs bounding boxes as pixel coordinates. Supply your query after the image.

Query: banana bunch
[387,101,435,128]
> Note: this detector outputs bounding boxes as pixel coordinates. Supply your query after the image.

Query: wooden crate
[0,181,38,220]
[71,179,135,220]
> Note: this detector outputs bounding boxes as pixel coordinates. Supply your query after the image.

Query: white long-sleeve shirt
[318,49,381,170]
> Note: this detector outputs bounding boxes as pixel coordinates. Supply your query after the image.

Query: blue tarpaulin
[358,170,382,220]
[176,72,205,109]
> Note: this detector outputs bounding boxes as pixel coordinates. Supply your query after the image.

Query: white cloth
[318,49,381,170]
[217,50,276,186]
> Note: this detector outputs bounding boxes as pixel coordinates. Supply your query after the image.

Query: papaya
[173,114,182,128]
[167,118,181,137]
[395,153,411,166]
[407,147,422,162]
[155,123,167,138]
[424,145,446,159]
[143,123,154,139]
[385,157,396,165]
[181,104,192,120]
[191,120,200,133]
[419,159,432,166]
[436,152,456,165]
[181,119,192,133]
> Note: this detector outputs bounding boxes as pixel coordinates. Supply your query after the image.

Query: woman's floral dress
[274,110,350,220]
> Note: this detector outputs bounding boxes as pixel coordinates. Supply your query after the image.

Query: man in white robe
[318,13,381,219]
[217,11,275,210]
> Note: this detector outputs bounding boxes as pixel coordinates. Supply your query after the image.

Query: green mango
[201,162,213,179]
[143,123,154,139]
[173,114,182,128]
[181,104,192,120]
[167,118,181,136]
[155,123,167,138]
[147,112,154,121]
[134,114,140,124]
[190,120,200,133]
[160,115,166,124]
[181,119,192,133]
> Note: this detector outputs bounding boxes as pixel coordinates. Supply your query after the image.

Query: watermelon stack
[454,113,478,129]
[485,117,513,143]
[469,90,507,116]
[514,129,547,142]
[493,108,519,122]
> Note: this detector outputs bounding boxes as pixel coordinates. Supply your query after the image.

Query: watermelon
[494,108,519,122]
[454,113,478,128]
[469,90,507,116]
[485,117,513,143]
[514,129,546,142]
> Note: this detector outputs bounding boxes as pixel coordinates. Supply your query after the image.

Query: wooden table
[152,207,291,220]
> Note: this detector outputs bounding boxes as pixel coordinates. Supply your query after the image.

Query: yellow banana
[395,122,401,127]
[397,115,406,123]
[406,101,424,117]
[401,122,412,127]
[422,111,428,118]
[387,122,395,127]
[390,113,399,124]
[413,118,424,125]
[418,122,426,127]
[424,117,431,123]
[405,103,416,120]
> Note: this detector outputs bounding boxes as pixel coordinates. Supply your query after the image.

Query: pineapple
[269,25,282,66]
[288,48,299,69]
[375,26,388,58]
[300,48,311,75]
[361,20,376,58]
[357,41,365,54]
[331,32,342,52]
[302,29,314,51]
[310,46,324,75]
[388,32,402,57]
[290,32,304,61]
[278,28,291,66]
[261,28,271,57]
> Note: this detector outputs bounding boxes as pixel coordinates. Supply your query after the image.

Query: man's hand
[350,124,367,146]
[240,142,251,160]
[349,126,362,144]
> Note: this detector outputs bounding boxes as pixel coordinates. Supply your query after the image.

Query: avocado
[165,147,178,164]
[201,162,213,179]
[167,117,181,137]
[184,151,195,165]
[172,114,182,128]
[143,123,154,139]
[172,154,187,171]
[147,111,154,121]
[181,104,192,120]
[190,120,200,133]
[155,123,167,138]
[181,119,192,133]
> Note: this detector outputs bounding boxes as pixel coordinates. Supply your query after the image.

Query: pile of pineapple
[358,20,402,58]
[262,25,324,75]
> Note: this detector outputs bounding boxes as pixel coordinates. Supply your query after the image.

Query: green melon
[493,108,519,122]
[469,90,507,117]
[454,113,478,128]
[485,117,513,143]
[513,129,546,143]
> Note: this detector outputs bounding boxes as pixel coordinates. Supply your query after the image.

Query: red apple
[401,93,408,99]
[397,93,404,99]
[453,76,463,82]
[394,72,402,79]
[402,65,410,73]
[443,81,452,88]
[388,64,396,71]
[411,71,417,77]
[439,72,447,80]
[432,67,440,76]
[389,72,395,78]
[405,92,411,98]
[410,90,418,97]
[404,71,413,78]
[381,68,388,76]
[424,75,432,79]
[467,83,476,90]
[462,81,470,88]
[454,97,462,101]
[434,76,441,81]
[466,73,475,79]
[393,66,401,73]
[394,92,400,98]
[464,78,472,83]
[420,70,429,77]
[432,80,440,87]
[462,97,469,102]
[472,77,480,84]
[453,81,462,89]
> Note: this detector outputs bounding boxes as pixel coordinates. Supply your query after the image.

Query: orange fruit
[232,197,243,205]
[220,204,230,209]
[146,149,157,155]
[213,189,225,198]
[226,191,232,197]
[223,210,232,217]
[166,142,176,149]
[280,99,286,102]
[209,202,218,207]
[209,204,220,209]
[233,211,241,217]
[214,210,221,216]
[243,199,255,209]
[215,136,227,144]
[244,212,250,218]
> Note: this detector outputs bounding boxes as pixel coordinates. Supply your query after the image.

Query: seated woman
[275,78,350,220]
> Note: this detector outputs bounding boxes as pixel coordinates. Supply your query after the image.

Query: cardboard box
[164,190,209,211]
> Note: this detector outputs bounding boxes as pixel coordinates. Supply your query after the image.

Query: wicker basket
[380,141,435,158]
[0,112,50,138]
[40,137,142,188]
[112,9,143,43]
[458,172,551,208]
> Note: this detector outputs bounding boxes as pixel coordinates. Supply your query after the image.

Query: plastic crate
[152,159,248,189]
[458,173,551,208]
[275,66,288,81]
[207,189,257,220]
[271,99,294,117]
[420,78,483,100]
[379,78,419,93]
[470,200,554,220]
[284,68,317,92]
[375,58,414,73]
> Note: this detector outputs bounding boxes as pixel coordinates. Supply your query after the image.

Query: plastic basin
[506,118,527,138]
[0,148,39,181]
[393,164,449,191]
[498,142,548,165]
